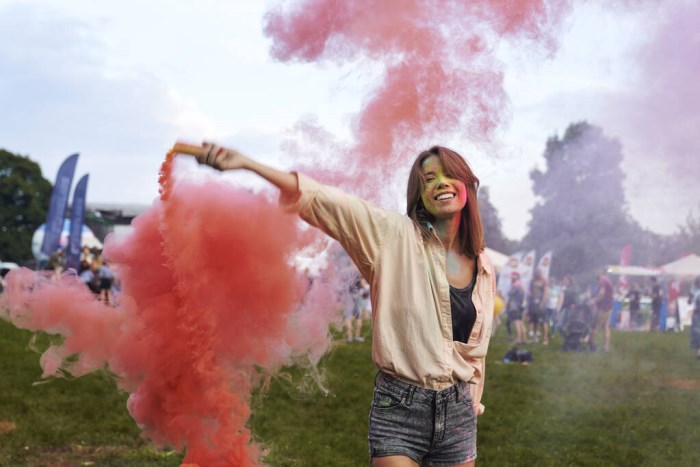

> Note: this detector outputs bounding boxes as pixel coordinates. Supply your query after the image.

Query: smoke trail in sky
[610,0,700,183]
[1,152,339,466]
[565,0,700,232]
[265,0,573,183]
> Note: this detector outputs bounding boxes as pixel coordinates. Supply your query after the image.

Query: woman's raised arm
[174,142,299,199]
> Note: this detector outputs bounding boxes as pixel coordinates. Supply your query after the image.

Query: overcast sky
[1,0,698,241]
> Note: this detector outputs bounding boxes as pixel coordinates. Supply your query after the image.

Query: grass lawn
[2,317,700,466]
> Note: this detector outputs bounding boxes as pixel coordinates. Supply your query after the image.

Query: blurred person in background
[591,270,613,352]
[492,288,505,334]
[545,277,563,337]
[689,277,700,359]
[626,283,642,328]
[557,276,578,331]
[98,258,115,306]
[79,245,94,274]
[650,276,663,332]
[46,248,65,281]
[506,272,526,345]
[80,261,101,295]
[528,269,549,344]
[345,276,368,342]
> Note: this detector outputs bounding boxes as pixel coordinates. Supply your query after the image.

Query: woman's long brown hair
[406,146,485,258]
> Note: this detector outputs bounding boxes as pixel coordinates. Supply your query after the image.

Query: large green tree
[520,122,635,283]
[0,149,52,262]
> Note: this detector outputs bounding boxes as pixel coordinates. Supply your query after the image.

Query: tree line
[2,124,699,279]
[480,121,700,285]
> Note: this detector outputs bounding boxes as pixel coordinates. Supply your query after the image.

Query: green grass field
[2,317,699,466]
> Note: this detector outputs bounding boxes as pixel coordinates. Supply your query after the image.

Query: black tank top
[450,262,478,343]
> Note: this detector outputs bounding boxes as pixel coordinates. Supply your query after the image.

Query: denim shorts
[368,372,477,465]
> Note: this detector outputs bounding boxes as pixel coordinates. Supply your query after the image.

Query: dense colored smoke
[564,0,700,232]
[265,0,572,183]
[611,0,700,182]
[1,152,339,466]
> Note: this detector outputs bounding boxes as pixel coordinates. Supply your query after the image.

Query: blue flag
[66,174,89,271]
[41,153,79,257]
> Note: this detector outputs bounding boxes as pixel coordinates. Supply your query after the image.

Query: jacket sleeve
[469,259,497,415]
[470,357,486,415]
[280,173,401,279]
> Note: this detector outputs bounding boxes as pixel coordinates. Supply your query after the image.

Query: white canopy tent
[603,254,700,330]
[485,247,508,273]
[659,253,700,330]
[606,265,660,277]
[660,253,700,278]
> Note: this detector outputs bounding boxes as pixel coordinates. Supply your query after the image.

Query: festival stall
[605,265,660,331]
[660,253,700,277]
[660,254,700,330]
[607,254,700,331]
[30,220,103,262]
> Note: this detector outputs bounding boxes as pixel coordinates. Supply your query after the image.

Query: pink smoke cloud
[265,0,573,182]
[1,152,340,466]
[612,0,700,182]
[572,0,700,231]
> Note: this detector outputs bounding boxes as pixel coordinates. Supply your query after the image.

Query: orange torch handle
[172,142,204,157]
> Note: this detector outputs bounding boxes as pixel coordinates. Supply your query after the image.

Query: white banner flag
[520,250,537,295]
[497,251,523,297]
[536,250,553,281]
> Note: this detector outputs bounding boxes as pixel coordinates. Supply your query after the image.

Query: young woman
[194,143,495,467]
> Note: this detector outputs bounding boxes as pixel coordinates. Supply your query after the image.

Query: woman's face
[419,155,467,219]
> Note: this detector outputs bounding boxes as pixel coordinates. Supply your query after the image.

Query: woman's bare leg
[425,461,475,467]
[372,455,418,467]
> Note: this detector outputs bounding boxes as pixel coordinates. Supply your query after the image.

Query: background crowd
[495,268,700,359]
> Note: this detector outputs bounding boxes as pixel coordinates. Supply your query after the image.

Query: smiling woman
[182,141,495,467]
[407,146,485,262]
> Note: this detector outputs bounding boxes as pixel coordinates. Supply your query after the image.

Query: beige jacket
[281,173,495,414]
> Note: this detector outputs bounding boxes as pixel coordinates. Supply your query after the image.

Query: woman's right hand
[194,141,299,196]
[195,142,249,171]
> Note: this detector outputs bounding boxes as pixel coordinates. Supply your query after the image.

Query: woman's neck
[433,215,462,253]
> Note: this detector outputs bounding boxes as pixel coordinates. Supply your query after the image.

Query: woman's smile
[420,156,467,218]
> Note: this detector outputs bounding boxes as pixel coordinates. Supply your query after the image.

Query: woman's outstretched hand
[182,140,299,197]
[195,142,249,171]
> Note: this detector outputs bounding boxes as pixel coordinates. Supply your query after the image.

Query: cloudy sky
[1,0,698,241]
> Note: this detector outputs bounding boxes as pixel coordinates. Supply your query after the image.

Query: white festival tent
[606,265,660,277]
[485,247,508,273]
[660,253,700,278]
[606,253,700,279]
[661,253,700,330]
[607,253,700,331]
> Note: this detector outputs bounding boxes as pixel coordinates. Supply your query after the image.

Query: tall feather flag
[536,251,553,281]
[66,174,89,271]
[40,153,79,257]
[520,250,537,295]
[497,251,523,297]
[617,244,633,290]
